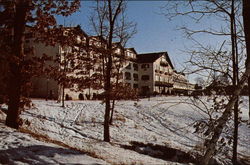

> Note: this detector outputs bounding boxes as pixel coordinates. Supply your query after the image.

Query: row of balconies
[155,81,173,87]
[173,82,195,90]
[155,70,173,75]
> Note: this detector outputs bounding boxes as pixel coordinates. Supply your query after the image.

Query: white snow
[0,121,108,164]
[1,96,250,164]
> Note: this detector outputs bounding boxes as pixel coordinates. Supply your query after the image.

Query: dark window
[78,93,84,100]
[141,86,150,95]
[125,72,131,80]
[119,72,123,79]
[126,83,131,87]
[133,84,138,88]
[133,63,138,71]
[160,61,168,67]
[133,73,138,81]
[70,61,75,68]
[125,63,131,69]
[141,75,150,80]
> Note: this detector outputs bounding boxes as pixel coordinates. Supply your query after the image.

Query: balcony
[155,81,173,87]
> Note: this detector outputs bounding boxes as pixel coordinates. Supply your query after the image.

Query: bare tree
[162,1,246,163]
[243,0,250,124]
[90,0,136,142]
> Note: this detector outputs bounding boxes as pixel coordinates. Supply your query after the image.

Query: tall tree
[244,0,250,124]
[230,0,240,163]
[0,0,80,129]
[201,1,250,164]
[162,1,244,163]
[4,0,30,129]
[90,0,136,142]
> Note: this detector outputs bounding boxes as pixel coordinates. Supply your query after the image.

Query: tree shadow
[0,145,102,165]
[121,141,220,165]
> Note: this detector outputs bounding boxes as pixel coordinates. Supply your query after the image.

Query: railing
[155,81,173,87]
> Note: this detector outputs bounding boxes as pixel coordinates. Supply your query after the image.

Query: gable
[137,52,174,69]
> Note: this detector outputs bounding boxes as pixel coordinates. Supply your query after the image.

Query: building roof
[137,52,174,69]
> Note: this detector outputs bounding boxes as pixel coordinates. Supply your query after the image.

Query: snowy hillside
[0,120,108,164]
[1,96,250,164]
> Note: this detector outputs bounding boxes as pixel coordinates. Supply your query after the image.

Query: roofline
[137,51,174,69]
[125,47,137,54]
[138,51,168,56]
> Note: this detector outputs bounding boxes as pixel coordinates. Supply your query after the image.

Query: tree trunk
[230,0,239,163]
[102,0,123,142]
[233,99,239,164]
[104,54,112,142]
[104,22,113,142]
[243,0,250,124]
[110,71,120,125]
[248,76,250,124]
[62,85,65,107]
[109,99,115,125]
[6,0,29,129]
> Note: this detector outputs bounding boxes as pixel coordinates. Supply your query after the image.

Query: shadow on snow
[0,145,101,165]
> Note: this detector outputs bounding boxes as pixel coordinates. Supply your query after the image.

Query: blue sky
[57,1,229,82]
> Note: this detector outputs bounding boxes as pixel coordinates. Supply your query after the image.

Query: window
[126,83,131,87]
[119,72,123,79]
[141,86,150,95]
[133,84,138,88]
[125,72,131,80]
[160,61,168,67]
[70,61,75,68]
[133,73,138,81]
[141,75,150,80]
[133,63,138,71]
[125,63,131,69]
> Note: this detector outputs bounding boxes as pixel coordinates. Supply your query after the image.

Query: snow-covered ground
[1,96,250,164]
[0,114,108,164]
